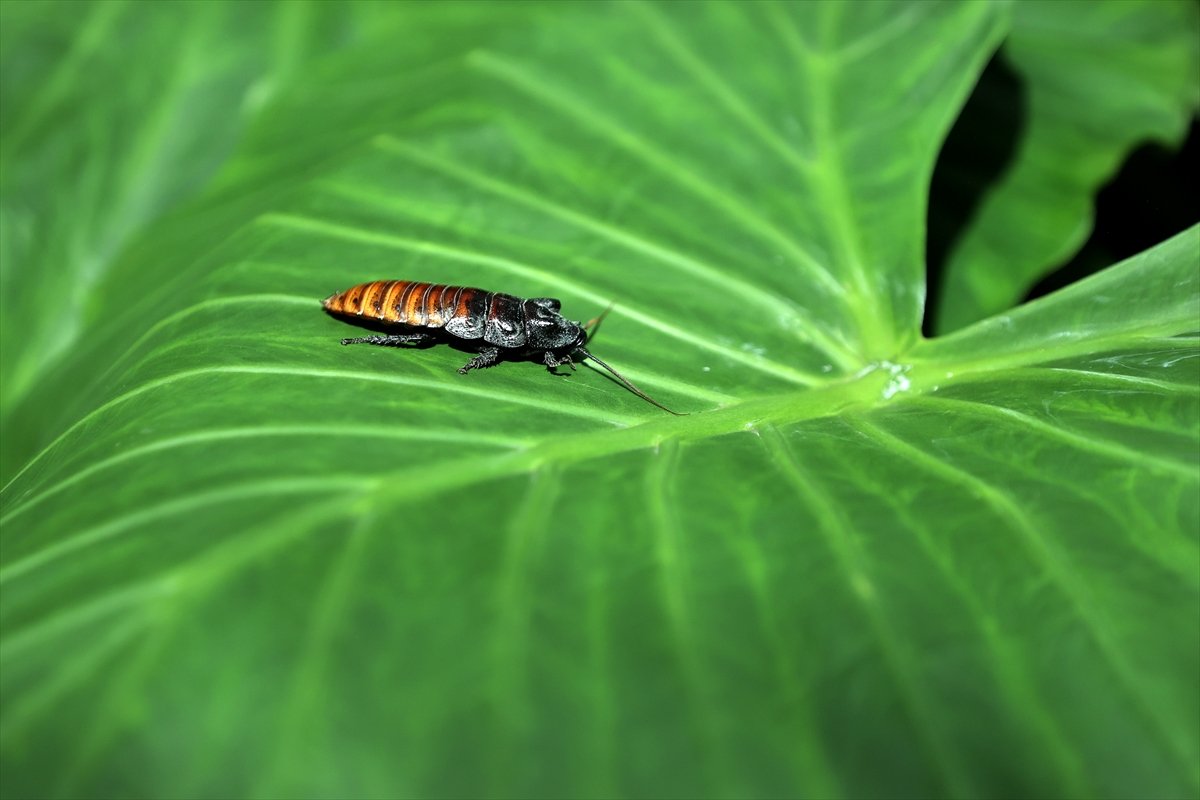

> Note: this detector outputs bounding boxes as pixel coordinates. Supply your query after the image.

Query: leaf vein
[366,137,859,370]
[760,424,975,798]
[0,477,368,586]
[2,424,526,531]
[467,51,843,304]
[910,394,1197,478]
[850,415,1200,782]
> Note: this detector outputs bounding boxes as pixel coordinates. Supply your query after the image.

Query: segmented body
[322,279,682,414]
[322,280,526,347]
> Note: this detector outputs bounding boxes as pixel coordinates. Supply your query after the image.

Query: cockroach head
[523,297,585,351]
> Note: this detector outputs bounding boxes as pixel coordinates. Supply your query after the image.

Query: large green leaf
[2,3,1198,799]
[932,0,1199,333]
[0,0,412,473]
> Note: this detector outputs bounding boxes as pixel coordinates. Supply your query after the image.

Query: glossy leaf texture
[933,0,1200,333]
[2,3,1198,799]
[0,0,417,474]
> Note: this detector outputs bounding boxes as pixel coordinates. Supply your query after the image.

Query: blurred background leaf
[927,0,1199,334]
[2,2,1198,799]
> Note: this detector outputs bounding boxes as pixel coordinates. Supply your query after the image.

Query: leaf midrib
[5,323,1196,593]
[5,323,1196,512]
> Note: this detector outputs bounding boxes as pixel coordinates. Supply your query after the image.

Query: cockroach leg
[341,333,433,347]
[458,346,501,374]
[543,351,576,373]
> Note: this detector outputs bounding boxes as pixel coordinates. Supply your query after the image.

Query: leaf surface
[2,4,1198,799]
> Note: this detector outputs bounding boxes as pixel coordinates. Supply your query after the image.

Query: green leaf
[0,0,402,472]
[2,4,1198,799]
[932,0,1200,333]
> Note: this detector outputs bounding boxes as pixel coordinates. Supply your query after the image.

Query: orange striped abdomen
[322,281,489,338]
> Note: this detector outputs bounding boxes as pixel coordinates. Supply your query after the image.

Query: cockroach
[322,280,682,414]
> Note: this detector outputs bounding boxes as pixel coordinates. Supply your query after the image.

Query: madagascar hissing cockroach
[322,280,682,414]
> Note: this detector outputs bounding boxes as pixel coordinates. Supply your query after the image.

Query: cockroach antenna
[583,302,615,339]
[576,347,684,416]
